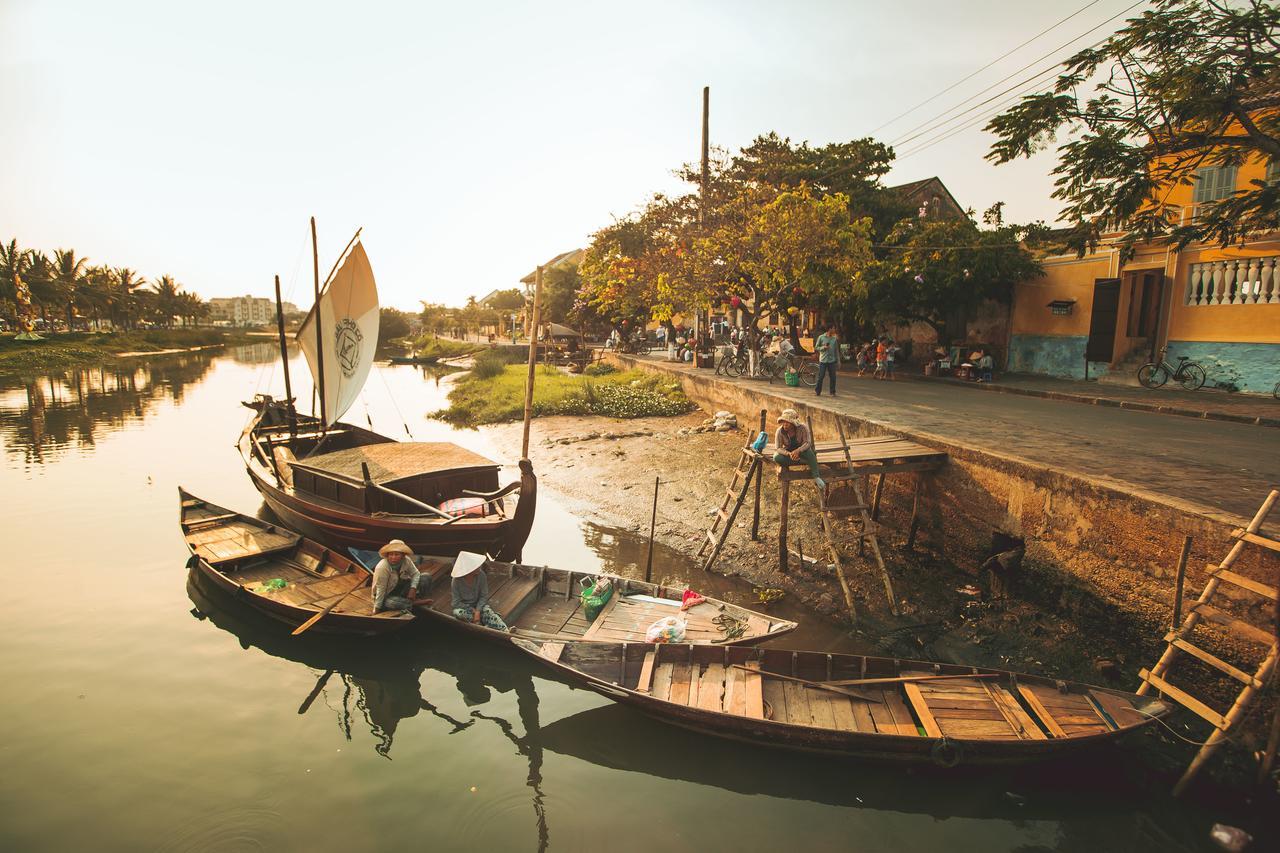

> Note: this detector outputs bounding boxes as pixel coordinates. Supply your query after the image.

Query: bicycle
[1137,346,1206,391]
[766,352,818,387]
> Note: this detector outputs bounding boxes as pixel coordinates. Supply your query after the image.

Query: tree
[379,307,412,341]
[51,249,89,329]
[150,275,182,327]
[540,264,580,325]
[859,204,1045,343]
[418,302,450,337]
[483,288,525,312]
[986,0,1280,256]
[113,268,148,330]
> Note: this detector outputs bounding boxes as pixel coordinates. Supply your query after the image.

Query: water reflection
[186,570,552,850]
[0,353,219,464]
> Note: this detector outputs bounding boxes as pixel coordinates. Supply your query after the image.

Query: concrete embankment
[606,352,1279,698]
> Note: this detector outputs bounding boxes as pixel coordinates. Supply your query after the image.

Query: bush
[583,363,616,376]
[470,348,519,379]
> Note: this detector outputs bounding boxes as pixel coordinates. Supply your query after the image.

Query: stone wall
[1165,340,1280,394]
[608,352,1278,682]
[1008,333,1114,380]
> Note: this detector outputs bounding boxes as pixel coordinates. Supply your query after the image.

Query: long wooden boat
[241,232,536,561]
[241,397,536,560]
[180,488,429,636]
[387,354,439,365]
[512,640,1170,767]
[348,548,797,646]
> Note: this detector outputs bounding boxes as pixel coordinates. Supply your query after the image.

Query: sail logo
[334,318,363,378]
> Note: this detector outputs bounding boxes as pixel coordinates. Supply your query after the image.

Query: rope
[374,362,416,439]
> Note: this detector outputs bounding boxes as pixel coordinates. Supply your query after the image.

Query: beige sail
[297,241,379,426]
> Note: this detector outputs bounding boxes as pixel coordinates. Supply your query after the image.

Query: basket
[784,370,799,387]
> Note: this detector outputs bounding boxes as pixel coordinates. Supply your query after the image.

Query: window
[1192,165,1238,203]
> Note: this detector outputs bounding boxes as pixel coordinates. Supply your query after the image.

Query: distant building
[207,295,298,327]
[519,249,584,334]
[888,176,966,220]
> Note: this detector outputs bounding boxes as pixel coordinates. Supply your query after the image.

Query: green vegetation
[433,363,695,426]
[0,328,255,373]
[411,335,486,360]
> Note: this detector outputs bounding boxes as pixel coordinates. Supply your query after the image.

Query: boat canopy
[288,442,500,485]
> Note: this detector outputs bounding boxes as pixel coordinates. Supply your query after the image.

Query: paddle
[292,575,369,636]
[827,672,999,688]
[728,664,882,704]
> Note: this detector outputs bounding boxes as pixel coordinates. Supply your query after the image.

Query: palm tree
[150,275,182,327]
[114,268,147,330]
[0,239,30,328]
[25,251,54,325]
[51,248,89,330]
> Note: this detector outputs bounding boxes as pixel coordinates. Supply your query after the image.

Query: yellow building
[1009,155,1280,392]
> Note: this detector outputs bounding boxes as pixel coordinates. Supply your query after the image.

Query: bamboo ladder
[806,414,899,621]
[698,446,764,572]
[1136,488,1279,796]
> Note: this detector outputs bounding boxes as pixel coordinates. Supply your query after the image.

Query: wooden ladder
[807,415,899,620]
[1136,488,1279,796]
[698,446,763,572]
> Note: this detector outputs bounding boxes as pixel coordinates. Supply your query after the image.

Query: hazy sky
[1,0,1143,311]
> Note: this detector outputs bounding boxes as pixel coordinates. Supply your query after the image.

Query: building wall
[1008,254,1114,379]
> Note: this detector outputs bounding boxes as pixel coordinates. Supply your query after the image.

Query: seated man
[371,539,431,615]
[772,408,825,490]
[450,552,509,631]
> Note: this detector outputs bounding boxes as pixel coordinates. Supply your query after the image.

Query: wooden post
[273,274,296,437]
[1171,534,1192,629]
[644,476,659,583]
[871,473,885,521]
[521,265,544,458]
[906,474,923,549]
[778,476,790,574]
[310,216,327,427]
[1259,702,1280,785]
[751,408,765,540]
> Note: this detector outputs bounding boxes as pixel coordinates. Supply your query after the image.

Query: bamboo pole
[778,476,790,574]
[310,217,327,427]
[751,408,765,540]
[645,476,659,583]
[521,265,544,458]
[906,474,923,549]
[273,274,296,437]
[1172,534,1193,629]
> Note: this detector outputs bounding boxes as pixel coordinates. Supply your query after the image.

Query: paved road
[631,356,1280,520]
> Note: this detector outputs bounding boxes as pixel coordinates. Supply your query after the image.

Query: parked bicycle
[1137,346,1206,391]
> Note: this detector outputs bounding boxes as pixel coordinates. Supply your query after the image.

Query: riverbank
[0,328,259,373]
[434,359,695,426]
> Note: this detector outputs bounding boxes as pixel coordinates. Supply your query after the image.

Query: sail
[297,241,379,426]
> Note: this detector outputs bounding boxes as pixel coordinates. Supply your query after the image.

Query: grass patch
[0,328,255,373]
[432,364,695,426]
[412,335,486,360]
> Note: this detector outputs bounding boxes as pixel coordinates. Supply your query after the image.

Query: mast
[311,216,327,426]
[521,265,544,458]
[273,274,296,436]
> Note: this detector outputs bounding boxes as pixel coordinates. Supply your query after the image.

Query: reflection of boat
[179,488,427,635]
[239,228,536,560]
[349,549,797,646]
[514,640,1169,767]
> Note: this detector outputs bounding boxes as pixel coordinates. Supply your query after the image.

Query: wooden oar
[828,672,999,688]
[728,664,881,704]
[292,576,369,636]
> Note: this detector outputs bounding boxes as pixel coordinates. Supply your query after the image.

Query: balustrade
[1184,257,1278,306]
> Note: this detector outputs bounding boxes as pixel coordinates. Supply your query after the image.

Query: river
[0,345,1241,851]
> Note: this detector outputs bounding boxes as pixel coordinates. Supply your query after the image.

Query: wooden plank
[742,662,765,720]
[930,707,1008,721]
[723,666,743,716]
[539,642,565,663]
[1189,603,1274,646]
[1231,528,1280,554]
[936,719,1023,739]
[902,683,943,737]
[987,684,1047,740]
[651,662,674,701]
[828,696,860,732]
[849,698,876,733]
[686,664,702,708]
[782,681,812,726]
[761,676,786,722]
[697,664,726,712]
[1137,669,1228,729]
[1017,685,1067,737]
[804,689,837,728]
[636,651,657,693]
[1206,565,1277,601]
[668,664,691,706]
[880,688,921,736]
[579,593,622,640]
[1089,689,1152,729]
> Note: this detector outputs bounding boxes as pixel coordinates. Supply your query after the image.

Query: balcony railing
[1185,256,1279,306]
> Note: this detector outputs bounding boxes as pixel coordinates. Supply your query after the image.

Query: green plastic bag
[784,370,799,387]
[580,577,614,622]
[262,578,287,591]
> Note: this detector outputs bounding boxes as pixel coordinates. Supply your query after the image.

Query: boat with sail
[238,222,536,559]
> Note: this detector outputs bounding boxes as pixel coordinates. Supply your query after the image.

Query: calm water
[0,346,1246,852]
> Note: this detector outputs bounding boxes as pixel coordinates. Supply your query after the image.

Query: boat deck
[182,502,300,564]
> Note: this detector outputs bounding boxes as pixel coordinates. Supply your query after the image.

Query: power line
[868,0,1102,136]
[888,0,1148,148]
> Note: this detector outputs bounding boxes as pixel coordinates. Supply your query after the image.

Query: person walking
[814,325,840,396]
[873,338,888,380]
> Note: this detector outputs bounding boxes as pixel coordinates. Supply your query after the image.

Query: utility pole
[698,85,710,351]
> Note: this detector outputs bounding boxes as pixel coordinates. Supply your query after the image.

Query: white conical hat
[451,551,487,578]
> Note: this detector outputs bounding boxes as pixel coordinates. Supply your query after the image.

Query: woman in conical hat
[371,539,432,614]
[450,552,509,631]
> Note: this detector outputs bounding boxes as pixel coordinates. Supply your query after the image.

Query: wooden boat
[240,230,535,560]
[349,548,797,646]
[180,488,429,636]
[512,640,1170,767]
[387,354,439,365]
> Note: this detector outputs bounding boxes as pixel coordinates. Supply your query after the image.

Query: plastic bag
[680,589,706,610]
[645,616,687,643]
[580,577,614,622]
[262,578,287,591]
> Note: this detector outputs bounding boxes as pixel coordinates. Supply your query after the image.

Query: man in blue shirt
[814,325,841,396]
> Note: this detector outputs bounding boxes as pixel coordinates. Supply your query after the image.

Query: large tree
[859,204,1045,343]
[986,0,1280,256]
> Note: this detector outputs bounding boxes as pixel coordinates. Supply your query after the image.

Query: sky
[0,0,1146,311]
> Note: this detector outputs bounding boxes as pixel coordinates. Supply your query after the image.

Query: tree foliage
[986,0,1280,255]
[483,288,525,311]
